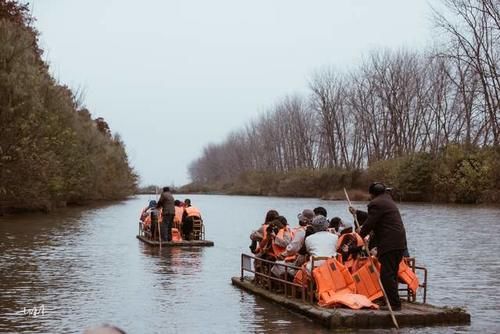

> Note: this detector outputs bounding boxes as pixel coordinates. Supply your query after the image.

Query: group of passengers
[249,183,410,311]
[249,207,358,277]
[139,187,203,242]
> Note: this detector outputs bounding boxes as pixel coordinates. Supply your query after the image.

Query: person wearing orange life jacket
[271,216,293,256]
[272,209,314,277]
[276,209,314,261]
[181,198,202,240]
[139,200,157,222]
[249,210,279,254]
[173,200,184,229]
[337,229,365,265]
[140,200,159,239]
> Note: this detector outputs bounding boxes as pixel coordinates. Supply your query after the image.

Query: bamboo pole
[343,188,399,329]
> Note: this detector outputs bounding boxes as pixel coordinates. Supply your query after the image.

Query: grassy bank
[181,145,500,204]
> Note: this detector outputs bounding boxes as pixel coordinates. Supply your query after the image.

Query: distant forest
[187,0,500,204]
[0,1,137,212]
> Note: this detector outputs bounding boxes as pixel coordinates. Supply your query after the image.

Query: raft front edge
[231,276,470,329]
[136,235,214,247]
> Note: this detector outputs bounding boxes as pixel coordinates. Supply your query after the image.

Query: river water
[0,194,499,334]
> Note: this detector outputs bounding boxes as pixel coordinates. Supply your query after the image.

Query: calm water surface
[0,194,499,333]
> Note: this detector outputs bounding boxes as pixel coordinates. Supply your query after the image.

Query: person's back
[184,205,201,219]
[181,199,202,240]
[305,216,338,258]
[156,187,175,241]
[174,202,184,227]
[157,189,175,214]
[361,192,406,256]
[357,182,407,311]
[305,231,338,258]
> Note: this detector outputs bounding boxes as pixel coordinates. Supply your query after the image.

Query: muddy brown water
[0,194,499,333]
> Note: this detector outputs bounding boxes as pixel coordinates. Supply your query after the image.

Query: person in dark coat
[351,182,407,311]
[156,187,175,241]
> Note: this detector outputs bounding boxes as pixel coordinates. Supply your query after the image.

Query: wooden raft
[136,235,214,247]
[231,277,470,329]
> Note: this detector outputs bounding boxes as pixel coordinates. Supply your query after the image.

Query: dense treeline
[0,1,137,212]
[188,0,500,204]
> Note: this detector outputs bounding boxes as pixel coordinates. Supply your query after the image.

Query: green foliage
[366,145,499,204]
[0,10,137,212]
[432,145,497,203]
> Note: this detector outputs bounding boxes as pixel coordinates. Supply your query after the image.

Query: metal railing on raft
[240,254,428,305]
[138,222,146,237]
[240,254,309,303]
[399,257,428,304]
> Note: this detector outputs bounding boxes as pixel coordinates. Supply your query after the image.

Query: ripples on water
[0,195,499,333]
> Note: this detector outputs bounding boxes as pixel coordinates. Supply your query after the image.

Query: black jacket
[359,193,407,256]
[156,191,175,214]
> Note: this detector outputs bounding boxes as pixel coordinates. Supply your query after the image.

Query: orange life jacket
[398,258,419,295]
[185,206,201,218]
[142,208,159,226]
[272,227,291,256]
[336,232,364,251]
[351,258,384,302]
[174,206,184,224]
[143,214,151,226]
[171,228,182,242]
[312,258,379,310]
[255,224,269,254]
[293,263,309,286]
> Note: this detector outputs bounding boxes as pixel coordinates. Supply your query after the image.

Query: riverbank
[187,146,500,205]
[0,2,138,216]
[0,197,132,215]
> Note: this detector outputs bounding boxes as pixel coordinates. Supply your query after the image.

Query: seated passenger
[181,198,202,240]
[257,218,285,259]
[337,230,365,263]
[339,219,354,235]
[249,210,279,254]
[272,210,314,278]
[141,200,159,239]
[305,215,339,271]
[276,209,313,261]
[173,200,184,229]
[313,206,328,218]
[329,217,342,234]
[271,216,293,256]
[140,200,157,222]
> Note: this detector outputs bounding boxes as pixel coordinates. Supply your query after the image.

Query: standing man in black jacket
[156,187,175,241]
[351,182,407,311]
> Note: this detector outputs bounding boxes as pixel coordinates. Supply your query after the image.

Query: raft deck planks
[136,235,214,247]
[231,276,470,329]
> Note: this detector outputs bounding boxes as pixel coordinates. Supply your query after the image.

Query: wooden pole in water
[157,216,162,249]
[343,188,399,329]
[156,186,162,250]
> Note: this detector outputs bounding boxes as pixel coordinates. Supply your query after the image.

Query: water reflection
[0,195,499,333]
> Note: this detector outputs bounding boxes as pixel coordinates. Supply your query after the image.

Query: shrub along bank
[182,145,499,204]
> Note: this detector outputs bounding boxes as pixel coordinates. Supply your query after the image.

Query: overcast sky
[31,0,438,187]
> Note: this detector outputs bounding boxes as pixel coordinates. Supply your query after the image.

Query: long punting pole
[343,188,399,329]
